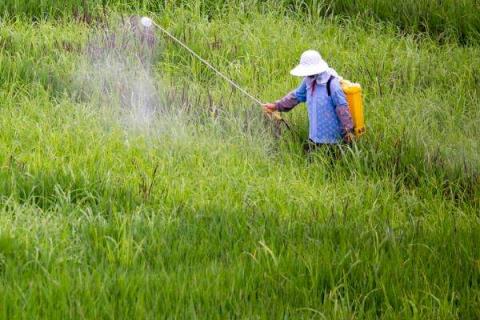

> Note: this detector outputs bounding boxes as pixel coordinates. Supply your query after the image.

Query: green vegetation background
[0,0,479,318]
[3,0,480,44]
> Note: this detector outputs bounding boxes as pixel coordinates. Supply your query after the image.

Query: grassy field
[1,1,480,318]
[2,0,480,44]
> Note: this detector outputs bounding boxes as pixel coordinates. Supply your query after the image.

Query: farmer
[263,50,354,150]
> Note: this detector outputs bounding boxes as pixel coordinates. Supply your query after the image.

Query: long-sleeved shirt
[275,72,354,144]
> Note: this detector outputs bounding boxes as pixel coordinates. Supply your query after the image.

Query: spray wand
[140,16,290,129]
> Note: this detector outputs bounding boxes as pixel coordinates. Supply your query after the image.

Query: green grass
[2,0,480,44]
[292,0,480,45]
[0,2,479,319]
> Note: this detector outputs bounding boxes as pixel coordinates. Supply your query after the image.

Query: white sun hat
[290,50,329,77]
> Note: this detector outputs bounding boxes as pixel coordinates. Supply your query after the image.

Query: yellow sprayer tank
[340,79,366,137]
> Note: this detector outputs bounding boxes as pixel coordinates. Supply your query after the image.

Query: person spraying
[263,50,355,149]
[138,18,361,145]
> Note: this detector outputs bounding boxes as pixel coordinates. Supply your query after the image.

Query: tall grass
[292,0,480,44]
[2,0,480,44]
[0,1,479,318]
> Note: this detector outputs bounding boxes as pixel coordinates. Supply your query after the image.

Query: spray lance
[140,16,290,129]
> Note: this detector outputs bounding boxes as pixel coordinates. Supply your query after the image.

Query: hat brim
[290,61,329,77]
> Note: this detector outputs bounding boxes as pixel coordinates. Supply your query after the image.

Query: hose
[148,18,292,131]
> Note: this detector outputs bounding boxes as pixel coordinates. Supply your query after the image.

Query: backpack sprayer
[139,16,289,128]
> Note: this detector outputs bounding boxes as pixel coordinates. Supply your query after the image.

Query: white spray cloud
[74,16,188,140]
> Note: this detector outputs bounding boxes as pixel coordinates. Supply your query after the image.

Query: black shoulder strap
[326,75,334,97]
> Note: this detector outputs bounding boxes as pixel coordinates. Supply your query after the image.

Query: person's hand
[262,103,277,113]
[343,131,355,144]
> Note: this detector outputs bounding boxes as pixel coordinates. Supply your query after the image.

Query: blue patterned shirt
[275,73,351,144]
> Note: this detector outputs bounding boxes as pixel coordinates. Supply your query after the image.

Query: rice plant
[2,0,480,44]
[0,1,479,318]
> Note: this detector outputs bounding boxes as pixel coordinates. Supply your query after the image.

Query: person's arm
[331,78,354,142]
[274,91,299,112]
[263,79,307,113]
